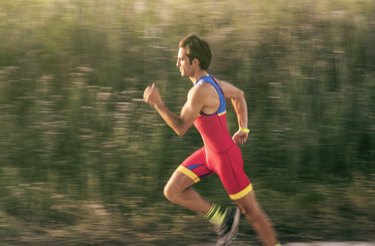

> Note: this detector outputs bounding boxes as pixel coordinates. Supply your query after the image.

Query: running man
[143,34,280,246]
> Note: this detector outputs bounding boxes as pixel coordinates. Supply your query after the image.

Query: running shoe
[215,207,241,246]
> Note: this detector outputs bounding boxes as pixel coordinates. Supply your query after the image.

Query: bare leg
[234,191,278,246]
[164,169,278,245]
[163,169,212,215]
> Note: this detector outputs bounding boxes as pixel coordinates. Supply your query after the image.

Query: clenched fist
[143,83,162,108]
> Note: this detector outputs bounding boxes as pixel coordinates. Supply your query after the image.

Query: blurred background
[0,0,374,245]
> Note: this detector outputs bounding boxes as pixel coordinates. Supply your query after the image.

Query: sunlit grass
[0,0,374,244]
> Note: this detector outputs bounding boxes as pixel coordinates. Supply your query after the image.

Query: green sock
[203,203,227,226]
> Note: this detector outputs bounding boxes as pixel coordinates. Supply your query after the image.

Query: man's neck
[189,70,209,84]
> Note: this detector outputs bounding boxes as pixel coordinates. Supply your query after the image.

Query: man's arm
[217,80,249,144]
[143,83,204,136]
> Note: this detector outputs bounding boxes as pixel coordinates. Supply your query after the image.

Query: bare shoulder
[215,78,237,90]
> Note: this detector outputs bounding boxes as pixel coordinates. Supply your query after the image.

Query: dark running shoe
[215,207,241,246]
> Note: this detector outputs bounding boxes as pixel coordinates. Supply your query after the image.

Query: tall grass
[0,0,374,244]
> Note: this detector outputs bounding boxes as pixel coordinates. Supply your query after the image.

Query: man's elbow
[175,128,187,137]
[173,120,189,136]
[232,89,245,101]
[238,89,245,98]
[174,125,189,136]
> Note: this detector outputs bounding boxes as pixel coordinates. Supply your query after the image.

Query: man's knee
[237,202,256,215]
[163,184,174,201]
[164,170,195,203]
[235,193,264,219]
[237,199,272,227]
[163,183,181,204]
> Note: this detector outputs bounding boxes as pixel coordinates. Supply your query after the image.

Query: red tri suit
[177,75,253,200]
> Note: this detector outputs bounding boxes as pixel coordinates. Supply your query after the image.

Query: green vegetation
[0,0,374,244]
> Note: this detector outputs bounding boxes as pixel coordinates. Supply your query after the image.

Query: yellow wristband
[240,127,250,133]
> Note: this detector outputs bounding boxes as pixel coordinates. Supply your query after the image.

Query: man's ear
[192,58,200,67]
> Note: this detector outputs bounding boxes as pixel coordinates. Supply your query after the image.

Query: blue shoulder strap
[195,75,226,115]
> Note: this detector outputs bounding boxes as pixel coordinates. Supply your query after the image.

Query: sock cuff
[204,203,220,220]
[203,203,226,225]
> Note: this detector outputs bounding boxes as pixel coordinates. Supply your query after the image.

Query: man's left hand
[232,130,248,145]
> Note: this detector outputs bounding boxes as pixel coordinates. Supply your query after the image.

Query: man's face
[176,47,194,77]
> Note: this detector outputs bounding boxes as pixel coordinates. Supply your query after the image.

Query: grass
[0,0,374,244]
